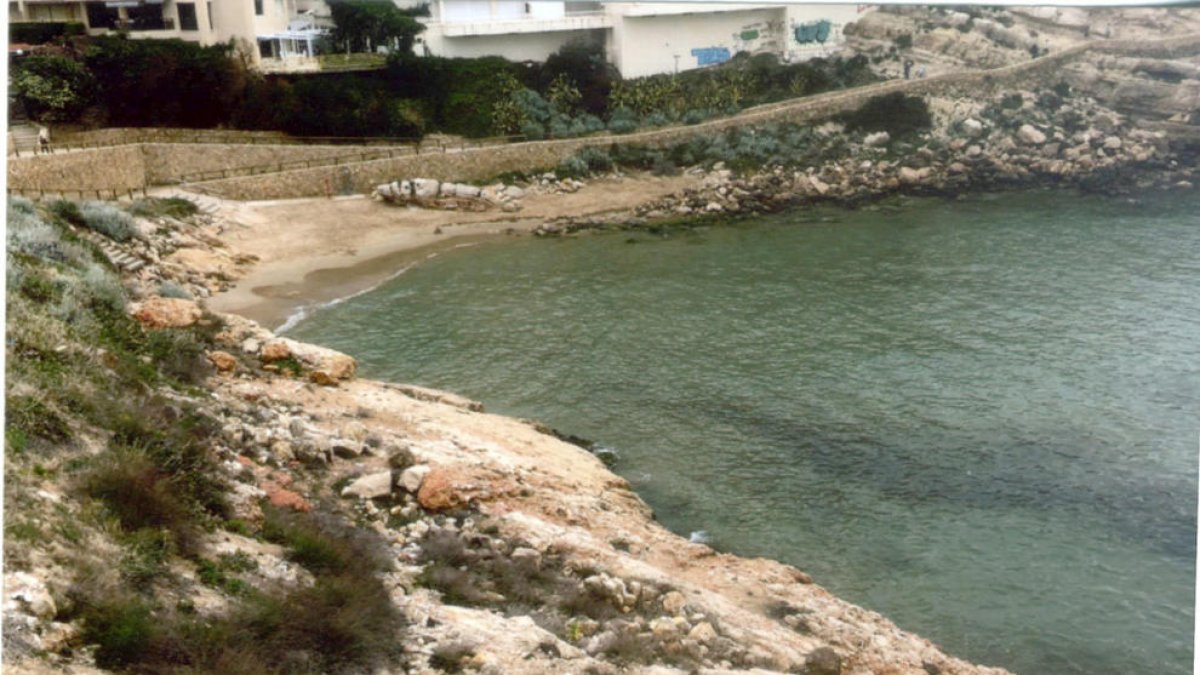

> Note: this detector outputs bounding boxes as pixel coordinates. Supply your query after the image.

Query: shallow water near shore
[287,189,1199,675]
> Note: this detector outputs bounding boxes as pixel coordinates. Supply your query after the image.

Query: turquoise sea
[288,189,1199,674]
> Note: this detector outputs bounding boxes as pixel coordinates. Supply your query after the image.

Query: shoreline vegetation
[6,5,1198,674]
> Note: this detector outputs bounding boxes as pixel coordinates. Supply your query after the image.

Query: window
[207,1,212,29]
[177,3,198,31]
[85,2,120,29]
[254,0,263,16]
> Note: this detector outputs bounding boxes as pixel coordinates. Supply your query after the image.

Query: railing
[175,134,528,183]
[7,186,151,202]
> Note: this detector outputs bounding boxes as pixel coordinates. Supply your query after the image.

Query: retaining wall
[6,145,146,197]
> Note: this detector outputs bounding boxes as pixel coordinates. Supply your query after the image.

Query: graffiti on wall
[691,47,732,66]
[794,20,832,44]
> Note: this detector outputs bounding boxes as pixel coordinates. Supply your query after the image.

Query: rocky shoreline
[530,89,1196,239]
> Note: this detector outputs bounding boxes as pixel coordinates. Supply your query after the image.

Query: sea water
[287,190,1199,674]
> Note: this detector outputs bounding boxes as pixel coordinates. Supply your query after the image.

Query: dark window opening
[127,3,170,30]
[254,0,263,16]
[178,2,198,30]
[85,3,120,29]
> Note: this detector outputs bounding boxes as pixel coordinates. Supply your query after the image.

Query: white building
[8,0,324,65]
[419,1,864,78]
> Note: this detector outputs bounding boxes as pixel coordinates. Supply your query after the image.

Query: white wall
[610,7,784,78]
[422,27,592,61]
[782,4,861,62]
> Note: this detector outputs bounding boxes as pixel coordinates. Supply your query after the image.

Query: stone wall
[140,143,411,184]
[6,145,146,198]
[54,127,293,148]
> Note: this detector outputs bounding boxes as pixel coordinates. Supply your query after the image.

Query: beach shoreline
[207,172,702,328]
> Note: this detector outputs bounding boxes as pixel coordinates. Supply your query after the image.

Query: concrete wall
[611,7,785,78]
[423,28,588,61]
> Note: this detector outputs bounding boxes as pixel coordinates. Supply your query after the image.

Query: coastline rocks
[342,470,394,499]
[130,297,202,328]
[260,338,357,383]
[806,646,843,675]
[207,350,238,372]
[1016,124,1047,145]
[863,131,891,147]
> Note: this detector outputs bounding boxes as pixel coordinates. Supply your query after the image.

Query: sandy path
[206,172,699,329]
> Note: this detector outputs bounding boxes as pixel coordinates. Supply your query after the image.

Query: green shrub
[157,281,193,300]
[8,196,36,215]
[84,449,204,556]
[10,54,96,122]
[47,199,84,227]
[557,155,589,178]
[839,92,932,138]
[262,507,387,576]
[129,197,199,219]
[79,201,136,242]
[77,593,159,669]
[894,34,913,50]
[575,146,613,173]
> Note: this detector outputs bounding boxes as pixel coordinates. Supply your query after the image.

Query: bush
[7,207,90,266]
[839,92,932,138]
[262,507,387,577]
[129,197,198,219]
[79,201,136,242]
[8,196,36,215]
[557,155,589,178]
[157,281,193,300]
[894,34,913,50]
[10,21,86,45]
[84,449,204,556]
[607,108,638,135]
[575,147,613,173]
[10,54,96,122]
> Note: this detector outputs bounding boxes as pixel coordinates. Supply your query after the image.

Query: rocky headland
[5,7,1197,675]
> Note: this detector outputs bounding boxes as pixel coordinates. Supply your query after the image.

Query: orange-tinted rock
[266,486,312,512]
[260,339,292,362]
[131,297,202,328]
[417,466,516,512]
[207,350,237,372]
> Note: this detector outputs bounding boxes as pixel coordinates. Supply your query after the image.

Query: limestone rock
[863,131,890,147]
[4,572,56,620]
[260,339,292,362]
[688,621,717,644]
[262,337,356,381]
[1016,124,1047,146]
[962,118,984,137]
[806,646,842,675]
[661,590,687,615]
[131,297,202,328]
[207,350,237,372]
[412,178,439,199]
[342,471,393,499]
[398,465,431,493]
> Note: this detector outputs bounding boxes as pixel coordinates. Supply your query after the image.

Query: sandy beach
[206,172,701,329]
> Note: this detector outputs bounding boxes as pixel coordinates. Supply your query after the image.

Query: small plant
[129,197,198,219]
[157,280,193,300]
[8,196,36,215]
[79,201,137,242]
[557,155,589,178]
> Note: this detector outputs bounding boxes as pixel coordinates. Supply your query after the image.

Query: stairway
[8,124,41,156]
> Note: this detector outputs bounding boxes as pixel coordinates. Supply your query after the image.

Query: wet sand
[206,173,700,329]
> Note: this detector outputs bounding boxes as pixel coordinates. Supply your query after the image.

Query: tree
[328,0,424,55]
[11,55,96,122]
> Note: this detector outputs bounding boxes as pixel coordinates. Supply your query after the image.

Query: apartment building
[419,1,864,77]
[8,0,323,64]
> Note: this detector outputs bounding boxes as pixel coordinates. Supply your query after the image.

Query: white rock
[4,572,56,620]
[1103,136,1122,150]
[412,178,439,199]
[688,621,717,644]
[342,471,393,499]
[502,185,525,199]
[863,131,890,147]
[454,183,482,198]
[962,118,985,137]
[1017,124,1047,145]
[398,465,431,493]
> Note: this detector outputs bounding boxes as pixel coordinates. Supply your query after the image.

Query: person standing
[903,59,914,79]
[37,126,50,154]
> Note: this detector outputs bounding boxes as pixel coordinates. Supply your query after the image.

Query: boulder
[502,185,525,200]
[263,337,356,381]
[898,166,929,184]
[688,622,717,644]
[661,590,687,615]
[131,297,202,328]
[962,118,984,137]
[806,646,842,675]
[863,131,890,147]
[398,465,431,493]
[376,183,395,200]
[1103,136,1123,150]
[412,178,439,199]
[1016,124,1047,146]
[207,350,238,372]
[342,471,393,499]
[455,183,482,199]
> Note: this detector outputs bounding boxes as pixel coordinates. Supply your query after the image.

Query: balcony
[433,12,610,38]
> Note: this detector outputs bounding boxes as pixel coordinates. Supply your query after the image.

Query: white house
[419,1,865,77]
[8,0,324,65]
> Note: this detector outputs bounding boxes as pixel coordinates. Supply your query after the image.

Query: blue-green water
[288,190,1198,674]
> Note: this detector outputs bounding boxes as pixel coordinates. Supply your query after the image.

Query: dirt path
[207,172,700,329]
